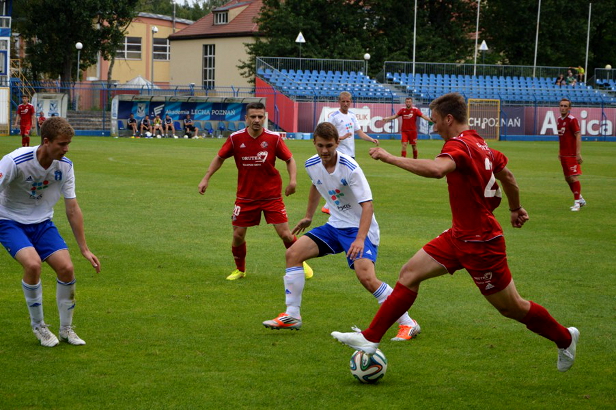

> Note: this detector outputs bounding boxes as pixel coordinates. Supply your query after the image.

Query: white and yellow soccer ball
[349,349,388,384]
[145,131,152,138]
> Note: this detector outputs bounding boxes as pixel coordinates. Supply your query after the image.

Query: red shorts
[232,198,288,227]
[560,156,582,177]
[20,125,32,136]
[401,130,418,145]
[423,229,512,295]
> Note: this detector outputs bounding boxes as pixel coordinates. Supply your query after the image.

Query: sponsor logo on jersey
[30,180,49,198]
[26,176,33,181]
[241,151,268,163]
[240,143,246,148]
[340,178,348,186]
[316,179,322,185]
[0,172,3,179]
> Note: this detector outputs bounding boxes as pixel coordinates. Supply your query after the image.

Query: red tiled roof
[169,0,263,40]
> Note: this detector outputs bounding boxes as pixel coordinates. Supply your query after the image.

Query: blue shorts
[304,223,378,269]
[0,219,68,260]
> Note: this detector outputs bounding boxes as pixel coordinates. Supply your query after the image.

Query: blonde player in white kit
[263,122,420,341]
[321,91,379,215]
[0,116,100,347]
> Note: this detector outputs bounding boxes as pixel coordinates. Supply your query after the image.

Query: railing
[257,57,367,76]
[383,61,577,80]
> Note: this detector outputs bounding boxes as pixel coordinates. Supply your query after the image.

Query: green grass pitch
[0,135,614,409]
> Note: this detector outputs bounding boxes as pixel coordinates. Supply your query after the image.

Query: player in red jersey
[332,93,579,372]
[557,98,586,211]
[198,102,313,281]
[383,97,432,158]
[14,95,36,147]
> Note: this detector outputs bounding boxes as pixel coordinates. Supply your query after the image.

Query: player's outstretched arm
[292,185,320,234]
[64,198,101,273]
[357,129,379,145]
[495,167,529,228]
[284,157,297,196]
[369,147,455,178]
[198,155,225,195]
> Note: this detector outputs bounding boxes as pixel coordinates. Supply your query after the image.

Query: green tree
[14,0,138,83]
[240,0,479,80]
[482,0,616,76]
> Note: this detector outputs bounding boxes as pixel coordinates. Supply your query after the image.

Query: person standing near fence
[557,98,586,211]
[382,97,432,159]
[14,95,36,147]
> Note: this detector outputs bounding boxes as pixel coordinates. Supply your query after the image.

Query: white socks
[57,278,76,329]
[373,282,415,326]
[22,280,44,326]
[284,266,305,319]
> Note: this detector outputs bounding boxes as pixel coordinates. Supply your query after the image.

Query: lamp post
[75,42,83,111]
[479,40,488,76]
[151,26,158,86]
[364,53,370,77]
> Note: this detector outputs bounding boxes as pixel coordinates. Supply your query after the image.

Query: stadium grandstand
[256,57,616,107]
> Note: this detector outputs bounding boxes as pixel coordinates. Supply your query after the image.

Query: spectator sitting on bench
[140,115,152,137]
[164,114,176,138]
[183,114,199,138]
[152,114,163,137]
[128,113,138,136]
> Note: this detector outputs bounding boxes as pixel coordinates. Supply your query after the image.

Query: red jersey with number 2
[218,128,293,201]
[397,106,423,132]
[438,130,508,242]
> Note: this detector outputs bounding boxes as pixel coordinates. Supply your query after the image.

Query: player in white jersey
[0,116,100,347]
[263,122,420,341]
[322,91,379,215]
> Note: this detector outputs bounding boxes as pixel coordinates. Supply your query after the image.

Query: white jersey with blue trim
[305,152,379,245]
[327,110,360,157]
[0,146,76,224]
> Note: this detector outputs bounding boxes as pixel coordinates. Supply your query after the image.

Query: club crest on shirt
[54,171,62,181]
[260,141,269,148]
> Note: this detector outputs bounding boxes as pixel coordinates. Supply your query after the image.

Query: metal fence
[257,57,368,76]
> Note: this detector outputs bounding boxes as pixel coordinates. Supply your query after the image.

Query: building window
[116,36,141,60]
[153,38,170,61]
[203,44,215,89]
[214,11,228,25]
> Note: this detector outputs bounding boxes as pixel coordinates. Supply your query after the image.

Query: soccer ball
[349,349,388,384]
[156,134,161,139]
[183,135,189,139]
[173,135,178,139]
[606,64,612,70]
[145,131,152,138]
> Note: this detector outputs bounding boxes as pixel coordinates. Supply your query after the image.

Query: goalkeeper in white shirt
[0,116,100,347]
[263,122,420,342]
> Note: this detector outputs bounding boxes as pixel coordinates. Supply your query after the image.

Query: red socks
[283,235,297,249]
[401,150,407,158]
[520,301,572,348]
[363,282,418,343]
[231,242,246,272]
[568,181,581,200]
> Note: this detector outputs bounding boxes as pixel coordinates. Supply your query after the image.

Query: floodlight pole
[533,0,541,78]
[473,0,481,77]
[75,42,83,111]
[151,26,158,85]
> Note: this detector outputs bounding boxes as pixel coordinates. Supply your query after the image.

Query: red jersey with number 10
[557,114,580,157]
[438,130,508,242]
[397,106,423,132]
[17,103,35,125]
[218,128,293,201]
